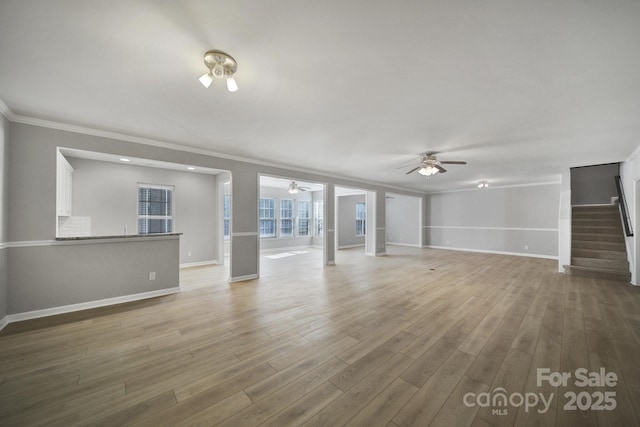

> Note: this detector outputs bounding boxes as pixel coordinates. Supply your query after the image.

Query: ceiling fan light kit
[199,49,238,92]
[405,152,467,177]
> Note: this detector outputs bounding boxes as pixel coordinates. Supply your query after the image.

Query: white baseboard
[386,242,421,248]
[180,260,218,268]
[5,287,180,324]
[423,245,558,260]
[228,274,259,283]
[260,245,314,253]
[0,315,8,332]
[327,260,335,265]
[337,244,365,250]
[376,252,387,257]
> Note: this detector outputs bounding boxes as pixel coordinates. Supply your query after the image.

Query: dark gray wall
[337,194,366,248]
[386,194,421,246]
[570,163,619,205]
[68,157,218,264]
[0,114,8,322]
[425,183,560,258]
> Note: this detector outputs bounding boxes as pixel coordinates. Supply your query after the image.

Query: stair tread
[571,257,629,269]
[568,264,630,274]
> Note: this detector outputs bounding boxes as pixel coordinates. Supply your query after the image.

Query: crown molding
[6,107,425,197]
[0,99,15,121]
[626,144,640,163]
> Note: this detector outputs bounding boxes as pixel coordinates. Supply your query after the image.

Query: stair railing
[615,175,634,237]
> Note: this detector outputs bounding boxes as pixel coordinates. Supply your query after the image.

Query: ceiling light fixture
[199,49,238,92]
[288,182,300,194]
[478,181,489,188]
[418,165,439,177]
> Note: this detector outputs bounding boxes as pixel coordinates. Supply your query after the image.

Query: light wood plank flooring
[2,246,640,426]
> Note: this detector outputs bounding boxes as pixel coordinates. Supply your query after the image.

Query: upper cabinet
[57,152,74,216]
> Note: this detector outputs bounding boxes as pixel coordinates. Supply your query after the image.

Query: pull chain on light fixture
[199,49,238,92]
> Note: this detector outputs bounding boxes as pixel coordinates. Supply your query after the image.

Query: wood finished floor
[2,246,640,426]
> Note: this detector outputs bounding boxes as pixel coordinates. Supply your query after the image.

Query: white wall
[67,157,218,265]
[620,147,640,284]
[425,183,561,258]
[386,193,421,247]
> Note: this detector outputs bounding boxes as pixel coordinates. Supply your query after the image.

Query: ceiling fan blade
[435,165,447,173]
[440,161,467,165]
[405,166,421,175]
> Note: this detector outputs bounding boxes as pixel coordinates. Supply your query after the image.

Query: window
[314,200,324,237]
[223,195,231,240]
[298,201,310,236]
[138,185,173,234]
[280,199,294,237]
[259,198,276,237]
[356,201,366,236]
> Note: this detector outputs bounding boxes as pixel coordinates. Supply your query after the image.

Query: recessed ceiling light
[187,166,195,170]
[120,158,130,162]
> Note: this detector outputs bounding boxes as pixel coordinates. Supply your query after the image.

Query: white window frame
[138,183,174,235]
[259,198,276,238]
[298,200,311,236]
[314,200,324,237]
[280,199,294,237]
[356,201,366,236]
[223,194,231,240]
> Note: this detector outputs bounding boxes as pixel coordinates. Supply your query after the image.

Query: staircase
[565,205,631,282]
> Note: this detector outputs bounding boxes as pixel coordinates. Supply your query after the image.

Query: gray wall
[337,194,366,248]
[571,163,619,205]
[259,185,314,250]
[5,120,421,314]
[8,237,179,314]
[0,115,8,322]
[386,194,421,247]
[425,183,561,258]
[67,157,218,264]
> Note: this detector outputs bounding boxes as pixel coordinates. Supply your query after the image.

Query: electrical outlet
[524,245,529,250]
[188,251,192,257]
[149,272,156,280]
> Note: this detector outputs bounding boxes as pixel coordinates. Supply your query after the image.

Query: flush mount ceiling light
[478,181,489,188]
[198,49,238,92]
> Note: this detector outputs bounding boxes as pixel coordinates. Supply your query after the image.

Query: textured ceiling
[1,0,639,191]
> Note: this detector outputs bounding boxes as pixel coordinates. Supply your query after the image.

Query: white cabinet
[57,153,74,216]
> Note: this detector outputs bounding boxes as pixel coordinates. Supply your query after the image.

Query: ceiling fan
[404,152,467,177]
[288,181,311,194]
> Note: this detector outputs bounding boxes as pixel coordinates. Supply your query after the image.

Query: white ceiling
[1,1,639,192]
